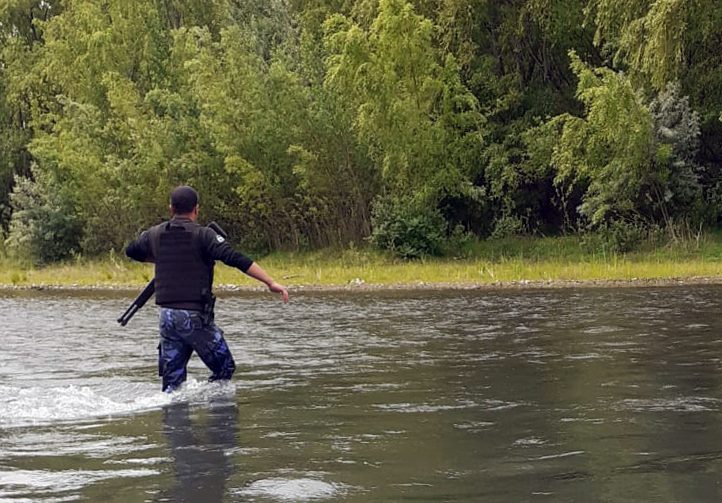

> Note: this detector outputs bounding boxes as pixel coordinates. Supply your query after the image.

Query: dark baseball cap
[170,185,199,213]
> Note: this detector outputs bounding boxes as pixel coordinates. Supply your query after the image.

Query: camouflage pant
[158,308,236,392]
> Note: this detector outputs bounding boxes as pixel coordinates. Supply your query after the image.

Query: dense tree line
[1,0,720,262]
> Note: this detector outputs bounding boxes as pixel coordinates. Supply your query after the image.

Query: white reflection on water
[235,476,348,501]
[0,468,157,498]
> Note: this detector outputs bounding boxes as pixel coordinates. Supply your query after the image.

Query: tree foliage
[0,0,720,261]
[324,0,483,200]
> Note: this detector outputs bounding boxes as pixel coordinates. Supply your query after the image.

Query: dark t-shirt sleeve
[200,227,254,273]
[126,230,154,263]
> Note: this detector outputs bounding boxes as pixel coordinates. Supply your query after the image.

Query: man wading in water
[126,185,289,392]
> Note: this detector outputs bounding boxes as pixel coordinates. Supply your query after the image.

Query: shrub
[491,215,526,239]
[370,196,446,259]
[582,219,649,254]
[5,172,82,264]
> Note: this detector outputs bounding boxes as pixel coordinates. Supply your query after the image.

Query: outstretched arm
[202,227,289,303]
[245,263,289,303]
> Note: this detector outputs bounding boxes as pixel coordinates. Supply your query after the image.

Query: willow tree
[586,0,722,221]
[550,52,701,231]
[324,0,483,202]
[23,0,174,253]
[0,0,62,230]
[322,0,485,255]
[585,0,722,128]
[4,0,239,257]
[551,53,655,225]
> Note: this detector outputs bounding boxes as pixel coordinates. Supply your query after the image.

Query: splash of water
[0,378,237,427]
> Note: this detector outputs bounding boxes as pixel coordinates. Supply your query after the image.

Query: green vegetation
[2,234,722,289]
[2,1,722,265]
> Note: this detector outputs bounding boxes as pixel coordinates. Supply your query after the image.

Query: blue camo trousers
[158,308,236,392]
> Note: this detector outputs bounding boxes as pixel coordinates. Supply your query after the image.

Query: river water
[2,286,722,502]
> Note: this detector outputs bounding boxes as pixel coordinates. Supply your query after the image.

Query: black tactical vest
[151,220,212,308]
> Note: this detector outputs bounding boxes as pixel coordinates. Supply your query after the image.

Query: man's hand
[245,263,290,302]
[269,281,289,303]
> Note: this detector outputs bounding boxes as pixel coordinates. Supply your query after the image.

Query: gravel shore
[3,275,722,294]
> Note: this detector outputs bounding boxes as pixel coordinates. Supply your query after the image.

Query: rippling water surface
[3,286,722,501]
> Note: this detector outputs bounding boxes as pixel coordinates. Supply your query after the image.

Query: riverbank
[2,234,722,291]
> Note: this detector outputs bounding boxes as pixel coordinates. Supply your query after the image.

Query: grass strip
[1,234,722,289]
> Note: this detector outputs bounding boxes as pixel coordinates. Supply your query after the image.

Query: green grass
[2,233,722,289]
